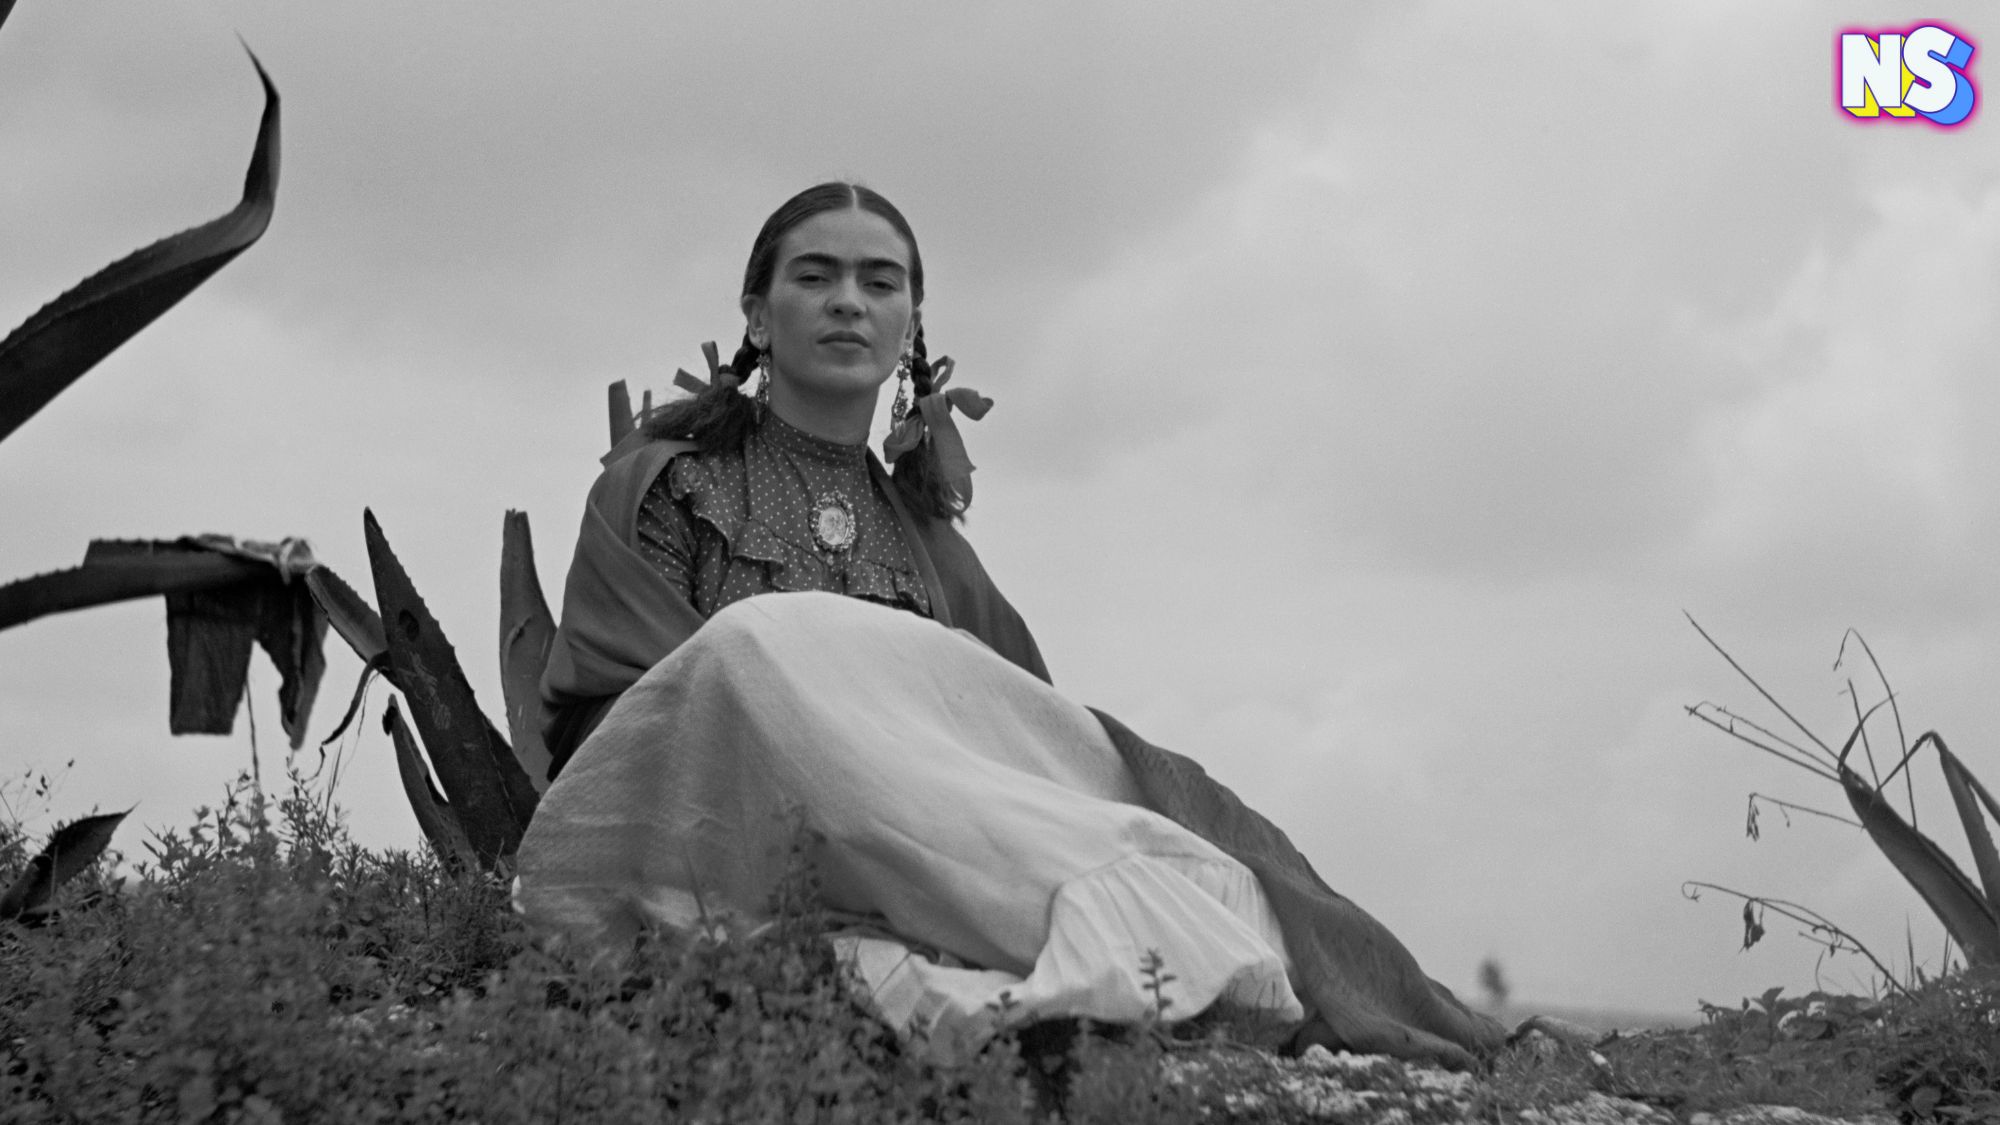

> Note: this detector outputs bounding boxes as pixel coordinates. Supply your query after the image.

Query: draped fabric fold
[519,593,1300,1062]
[1093,711,1506,1069]
[532,430,1502,1067]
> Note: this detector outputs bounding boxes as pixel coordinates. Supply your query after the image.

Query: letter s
[1902,25,1976,125]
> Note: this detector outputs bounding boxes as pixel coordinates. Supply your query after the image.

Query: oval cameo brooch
[811,492,858,555]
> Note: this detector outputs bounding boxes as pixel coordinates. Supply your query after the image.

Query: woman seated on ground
[515,182,1503,1068]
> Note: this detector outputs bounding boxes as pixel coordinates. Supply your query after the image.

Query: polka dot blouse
[634,411,934,621]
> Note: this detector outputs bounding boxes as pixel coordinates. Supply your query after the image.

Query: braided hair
[643,182,966,521]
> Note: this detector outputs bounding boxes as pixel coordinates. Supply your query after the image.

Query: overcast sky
[4,1,1997,1018]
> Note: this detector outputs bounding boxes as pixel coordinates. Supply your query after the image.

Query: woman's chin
[782,367,893,402]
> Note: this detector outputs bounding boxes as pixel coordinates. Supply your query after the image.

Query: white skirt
[514,591,1302,1061]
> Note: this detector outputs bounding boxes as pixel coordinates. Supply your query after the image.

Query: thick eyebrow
[784,251,909,278]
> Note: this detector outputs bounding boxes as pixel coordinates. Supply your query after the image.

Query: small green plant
[1686,620,2000,973]
[1676,622,2000,1117]
[1,775,1061,1123]
[1873,966,2000,1122]
[0,764,127,927]
[0,811,127,926]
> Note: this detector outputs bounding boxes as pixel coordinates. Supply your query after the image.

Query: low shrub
[0,775,1047,1124]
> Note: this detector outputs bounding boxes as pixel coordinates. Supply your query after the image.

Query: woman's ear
[904,308,921,351]
[741,294,768,347]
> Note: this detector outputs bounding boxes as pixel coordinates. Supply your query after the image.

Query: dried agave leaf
[383,700,476,874]
[0,542,266,631]
[305,564,391,751]
[499,510,555,793]
[0,51,279,444]
[0,810,128,922]
[0,538,324,746]
[1842,765,2000,966]
[1742,900,1766,950]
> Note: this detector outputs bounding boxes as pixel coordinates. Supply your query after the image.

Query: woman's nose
[826,276,865,316]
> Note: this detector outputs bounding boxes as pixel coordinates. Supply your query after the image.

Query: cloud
[1685,185,2000,629]
[6,0,2000,1017]
[991,2,1890,588]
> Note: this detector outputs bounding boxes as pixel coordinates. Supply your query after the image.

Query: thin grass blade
[1686,613,1834,760]
[0,51,279,443]
[0,810,129,921]
[499,510,555,793]
[1686,704,1838,780]
[1842,765,2000,966]
[1837,629,1916,822]
[1701,703,1828,771]
[382,701,476,873]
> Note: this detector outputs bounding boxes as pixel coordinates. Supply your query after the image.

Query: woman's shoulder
[588,435,715,536]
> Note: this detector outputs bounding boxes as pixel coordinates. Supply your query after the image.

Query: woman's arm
[540,441,708,777]
[634,464,699,602]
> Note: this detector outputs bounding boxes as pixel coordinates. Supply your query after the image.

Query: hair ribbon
[671,341,741,396]
[882,357,991,503]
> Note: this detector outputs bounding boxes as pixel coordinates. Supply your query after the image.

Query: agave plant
[0,537,326,747]
[1687,617,2000,970]
[0,22,284,896]
[0,810,128,925]
[0,22,300,722]
[301,382,674,872]
[0,12,566,878]
[305,509,551,874]
[0,47,279,444]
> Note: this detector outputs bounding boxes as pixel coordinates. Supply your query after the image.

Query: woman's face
[742,208,919,408]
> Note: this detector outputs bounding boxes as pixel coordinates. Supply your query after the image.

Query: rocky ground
[1162,1042,1899,1125]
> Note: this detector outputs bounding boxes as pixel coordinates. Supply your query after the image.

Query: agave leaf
[0,810,129,922]
[1929,735,2000,921]
[382,700,476,873]
[499,510,555,793]
[304,565,388,664]
[0,544,267,631]
[318,654,384,749]
[304,564,390,750]
[1842,765,2000,966]
[365,510,539,867]
[0,538,323,746]
[0,51,279,444]
[608,380,634,446]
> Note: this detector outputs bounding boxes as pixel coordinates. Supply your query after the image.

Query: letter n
[1842,34,1915,116]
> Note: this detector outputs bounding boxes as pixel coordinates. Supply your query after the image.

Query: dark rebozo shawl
[539,435,1505,1069]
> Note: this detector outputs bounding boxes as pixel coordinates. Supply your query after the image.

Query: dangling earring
[755,348,772,418]
[890,350,913,424]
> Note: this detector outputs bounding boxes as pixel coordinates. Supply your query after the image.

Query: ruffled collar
[663,418,930,615]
